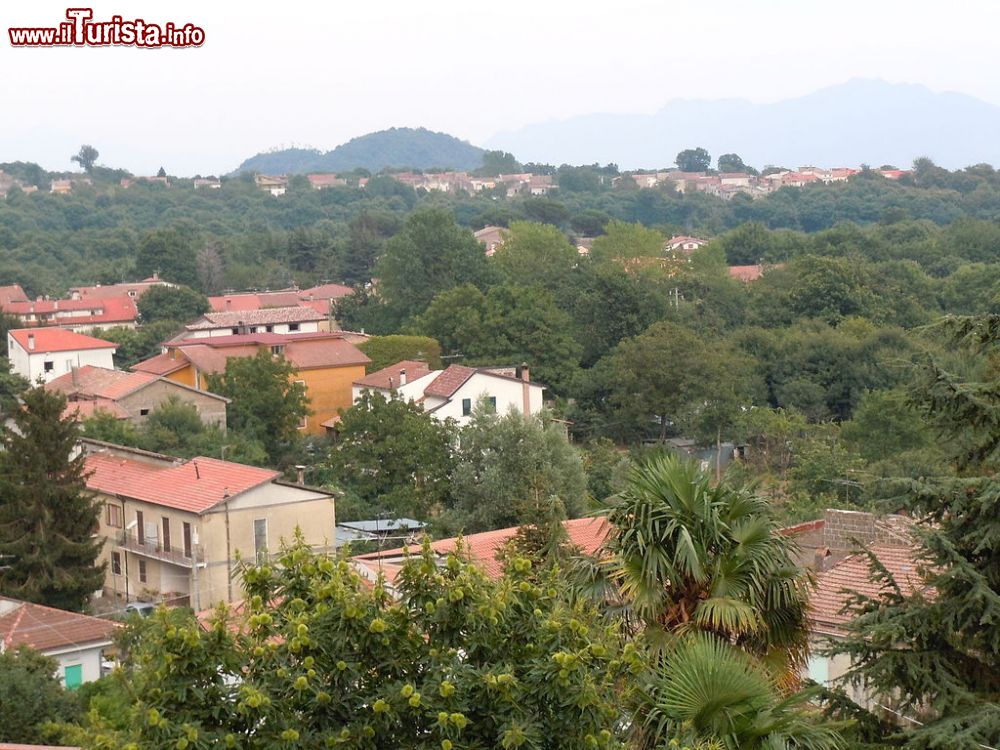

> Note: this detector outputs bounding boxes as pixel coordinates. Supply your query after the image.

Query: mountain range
[486,79,1000,170]
[233,127,485,175]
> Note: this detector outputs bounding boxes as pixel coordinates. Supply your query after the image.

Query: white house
[353,361,545,427]
[176,307,327,341]
[7,328,117,384]
[665,235,710,254]
[0,596,118,688]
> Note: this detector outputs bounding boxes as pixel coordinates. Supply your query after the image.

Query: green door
[64,663,83,690]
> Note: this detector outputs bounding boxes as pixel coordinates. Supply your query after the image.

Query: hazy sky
[3,0,999,176]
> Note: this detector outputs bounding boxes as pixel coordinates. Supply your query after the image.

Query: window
[462,398,472,416]
[488,396,497,413]
[288,323,300,332]
[265,325,274,333]
[138,559,147,584]
[106,503,122,528]
[63,664,83,690]
[182,522,192,558]
[162,517,171,552]
[65,359,74,371]
[231,327,240,335]
[43,361,54,372]
[111,552,121,575]
[136,511,144,544]
[139,408,150,416]
[271,345,285,356]
[254,519,268,563]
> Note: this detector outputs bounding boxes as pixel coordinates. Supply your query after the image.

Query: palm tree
[574,454,812,677]
[634,634,844,750]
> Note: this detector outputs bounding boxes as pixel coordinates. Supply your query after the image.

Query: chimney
[399,368,407,386]
[193,460,200,480]
[27,333,35,351]
[71,366,78,387]
[520,362,531,420]
[295,465,306,484]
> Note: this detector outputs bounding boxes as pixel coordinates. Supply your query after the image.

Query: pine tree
[831,315,1000,748]
[0,387,104,611]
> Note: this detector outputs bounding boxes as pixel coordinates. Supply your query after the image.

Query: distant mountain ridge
[234,127,485,175]
[487,79,1000,170]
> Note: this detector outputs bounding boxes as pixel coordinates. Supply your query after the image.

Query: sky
[2,0,999,176]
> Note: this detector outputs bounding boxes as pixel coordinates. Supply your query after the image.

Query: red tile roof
[355,517,611,579]
[84,448,280,513]
[0,597,118,652]
[354,360,433,390]
[131,351,189,376]
[728,265,766,282]
[186,307,326,330]
[68,279,167,301]
[0,284,29,307]
[301,283,353,300]
[46,365,157,400]
[423,365,477,399]
[809,544,929,636]
[8,328,117,354]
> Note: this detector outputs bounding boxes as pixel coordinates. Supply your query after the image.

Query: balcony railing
[117,530,201,567]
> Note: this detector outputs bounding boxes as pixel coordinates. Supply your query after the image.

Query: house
[718,172,752,188]
[8,329,116,384]
[254,174,288,196]
[783,509,924,705]
[0,284,29,307]
[2,296,139,331]
[50,180,73,195]
[306,173,346,189]
[0,596,118,688]
[193,178,222,189]
[728,264,767,282]
[207,284,353,316]
[352,362,544,427]
[175,306,330,340]
[133,332,370,434]
[665,235,710,254]
[353,516,611,580]
[46,365,228,427]
[68,274,172,302]
[84,439,337,609]
[474,225,507,256]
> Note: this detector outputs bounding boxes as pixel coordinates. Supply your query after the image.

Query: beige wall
[118,380,228,428]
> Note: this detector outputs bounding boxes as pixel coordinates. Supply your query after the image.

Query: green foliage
[0,647,80,743]
[441,408,589,534]
[136,284,210,325]
[358,334,442,372]
[71,144,99,173]
[477,150,522,176]
[0,387,104,611]
[92,320,184,370]
[675,147,711,172]
[716,153,748,173]
[207,351,310,462]
[589,220,664,263]
[135,228,198,288]
[105,535,634,750]
[491,221,579,291]
[325,391,456,520]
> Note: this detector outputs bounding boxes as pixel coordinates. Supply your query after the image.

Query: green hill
[234,128,486,175]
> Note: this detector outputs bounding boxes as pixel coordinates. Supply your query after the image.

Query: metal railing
[117,530,201,567]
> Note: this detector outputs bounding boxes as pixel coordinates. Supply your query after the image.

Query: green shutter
[64,663,83,689]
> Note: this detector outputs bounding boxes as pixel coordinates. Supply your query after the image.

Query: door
[136,510,144,544]
[182,522,192,558]
[64,663,83,690]
[162,518,171,552]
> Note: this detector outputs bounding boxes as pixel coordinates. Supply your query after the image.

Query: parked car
[124,601,156,617]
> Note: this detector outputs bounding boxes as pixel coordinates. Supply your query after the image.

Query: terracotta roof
[0,597,118,652]
[131,351,189,376]
[0,284,29,307]
[0,744,81,750]
[46,365,158,400]
[186,307,326,330]
[84,447,280,513]
[62,399,130,421]
[728,265,766,282]
[146,334,370,375]
[423,365,478,399]
[355,517,611,579]
[69,279,167,301]
[8,328,116,354]
[354,360,433,389]
[809,544,928,637]
[301,283,353,300]
[208,291,304,312]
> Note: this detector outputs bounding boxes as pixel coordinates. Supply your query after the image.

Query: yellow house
[84,439,337,609]
[132,332,370,434]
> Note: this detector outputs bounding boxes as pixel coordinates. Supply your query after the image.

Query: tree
[103,535,634,750]
[675,147,711,172]
[0,647,80,744]
[206,351,310,462]
[634,634,842,750]
[441,408,588,534]
[374,209,491,326]
[70,144,99,173]
[0,387,104,611]
[92,320,185,370]
[830,316,1000,748]
[156,166,166,178]
[491,221,579,292]
[589,220,664,264]
[716,153,747,173]
[136,284,210,324]
[195,243,226,295]
[578,454,812,676]
[477,149,522,176]
[358,335,442,372]
[135,228,198,287]
[326,391,455,520]
[414,284,490,357]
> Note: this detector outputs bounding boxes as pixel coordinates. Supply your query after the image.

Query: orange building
[132,332,370,434]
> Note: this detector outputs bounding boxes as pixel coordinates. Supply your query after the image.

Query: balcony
[117,530,201,567]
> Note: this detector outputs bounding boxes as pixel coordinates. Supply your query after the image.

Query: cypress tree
[0,387,104,611]
[832,315,1000,748]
